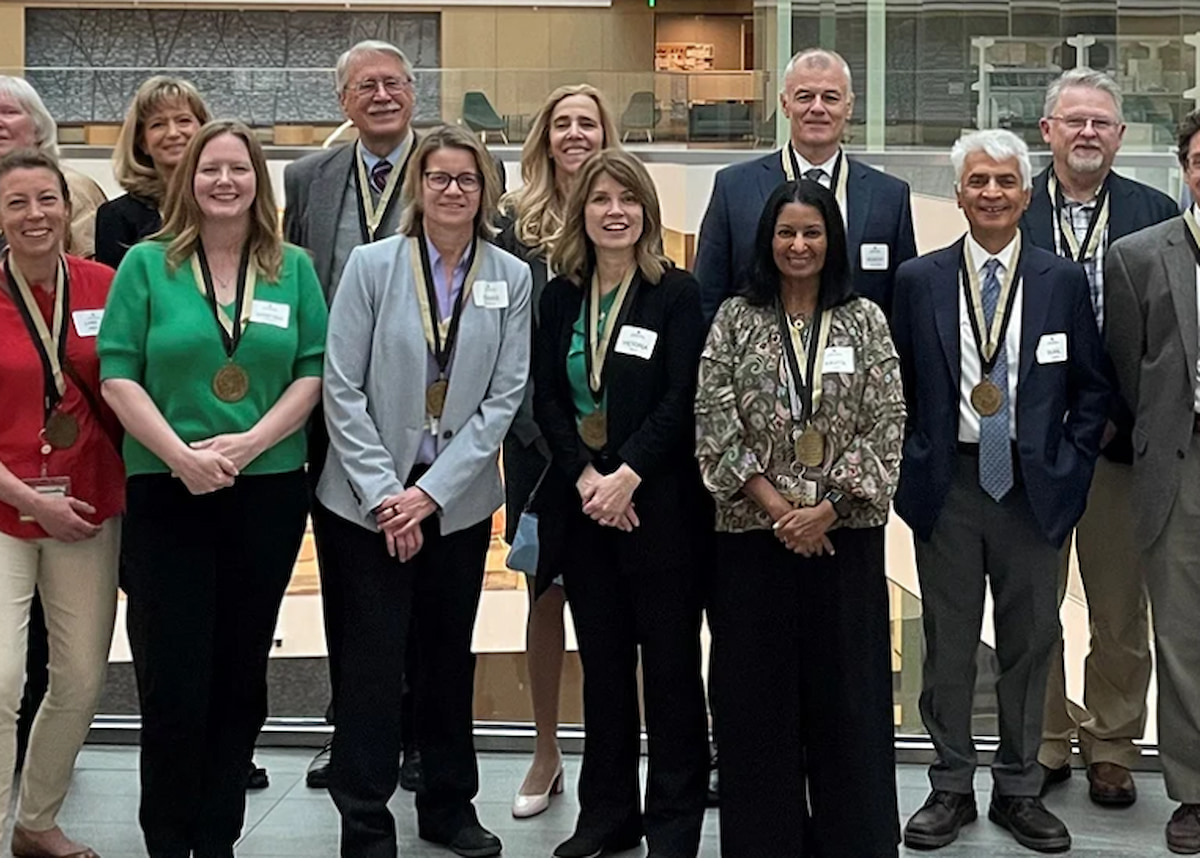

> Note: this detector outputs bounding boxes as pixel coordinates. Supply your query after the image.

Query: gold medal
[794,426,825,468]
[971,379,1004,417]
[578,411,608,450]
[43,411,79,449]
[426,378,449,418]
[212,363,250,403]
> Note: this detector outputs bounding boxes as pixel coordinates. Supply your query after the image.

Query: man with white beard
[1020,67,1176,808]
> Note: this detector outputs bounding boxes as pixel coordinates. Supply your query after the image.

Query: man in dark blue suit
[693,47,916,322]
[892,129,1109,853]
[1021,69,1177,805]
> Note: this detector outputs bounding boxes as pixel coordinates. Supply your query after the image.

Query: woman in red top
[0,149,123,858]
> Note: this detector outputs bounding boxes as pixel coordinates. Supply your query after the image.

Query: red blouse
[0,255,125,539]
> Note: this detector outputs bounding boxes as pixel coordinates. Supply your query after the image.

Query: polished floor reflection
[0,747,1182,858]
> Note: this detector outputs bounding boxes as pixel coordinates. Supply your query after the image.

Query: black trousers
[562,510,708,858]
[123,471,308,858]
[324,503,490,858]
[710,527,900,858]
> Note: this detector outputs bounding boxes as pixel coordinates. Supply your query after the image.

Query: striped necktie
[370,159,392,193]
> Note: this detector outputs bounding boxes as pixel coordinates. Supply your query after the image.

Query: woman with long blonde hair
[494,84,621,819]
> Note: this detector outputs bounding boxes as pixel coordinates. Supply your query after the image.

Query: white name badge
[473,280,509,309]
[614,325,658,360]
[823,345,856,374]
[250,300,290,329]
[860,243,890,271]
[71,309,104,337]
[1036,332,1068,364]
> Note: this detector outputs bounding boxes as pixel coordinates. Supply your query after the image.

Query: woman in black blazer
[95,76,210,269]
[534,149,710,858]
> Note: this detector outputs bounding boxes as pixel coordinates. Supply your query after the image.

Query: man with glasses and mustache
[1021,68,1176,809]
[284,38,425,794]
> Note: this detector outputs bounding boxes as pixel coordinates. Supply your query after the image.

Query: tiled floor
[1,747,1185,857]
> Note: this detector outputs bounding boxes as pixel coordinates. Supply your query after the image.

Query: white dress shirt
[789,145,840,188]
[958,232,1022,443]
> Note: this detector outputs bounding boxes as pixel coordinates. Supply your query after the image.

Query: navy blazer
[694,149,917,322]
[890,239,1110,547]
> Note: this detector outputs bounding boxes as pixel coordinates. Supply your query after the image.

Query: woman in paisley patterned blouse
[695,178,906,858]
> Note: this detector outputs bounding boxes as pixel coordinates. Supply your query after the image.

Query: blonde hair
[549,149,671,287]
[398,124,501,240]
[500,85,620,253]
[157,120,283,282]
[113,75,210,205]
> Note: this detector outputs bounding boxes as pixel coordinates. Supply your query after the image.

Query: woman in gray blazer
[318,124,532,858]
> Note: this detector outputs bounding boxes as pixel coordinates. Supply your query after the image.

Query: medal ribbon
[192,242,255,360]
[960,234,1023,376]
[584,266,639,406]
[1048,171,1110,263]
[354,133,414,244]
[5,252,69,423]
[776,301,832,426]
[410,231,482,379]
[781,147,849,226]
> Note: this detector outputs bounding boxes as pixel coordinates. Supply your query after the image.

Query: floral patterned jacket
[695,295,906,532]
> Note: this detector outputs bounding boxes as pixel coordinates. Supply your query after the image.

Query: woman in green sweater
[98,120,328,858]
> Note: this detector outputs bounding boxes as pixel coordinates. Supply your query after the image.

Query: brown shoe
[1087,761,1137,807]
[1168,804,1200,854]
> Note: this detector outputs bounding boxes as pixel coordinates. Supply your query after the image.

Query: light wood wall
[0,3,24,73]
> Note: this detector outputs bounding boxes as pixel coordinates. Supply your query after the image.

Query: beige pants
[1040,457,1152,770]
[0,518,119,833]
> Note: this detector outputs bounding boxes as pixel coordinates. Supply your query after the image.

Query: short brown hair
[1178,110,1200,168]
[113,75,211,205]
[549,149,671,286]
[157,120,283,282]
[398,125,501,240]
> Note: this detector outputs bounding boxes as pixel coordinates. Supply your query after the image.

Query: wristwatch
[823,489,852,519]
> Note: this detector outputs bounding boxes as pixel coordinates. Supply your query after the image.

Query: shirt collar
[790,145,841,177]
[965,231,1019,275]
[424,234,471,276]
[358,132,412,172]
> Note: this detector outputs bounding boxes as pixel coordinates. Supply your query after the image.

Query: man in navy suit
[693,47,917,321]
[892,129,1109,853]
[1021,69,1177,805]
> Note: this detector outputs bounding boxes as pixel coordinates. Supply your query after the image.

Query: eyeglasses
[424,171,481,192]
[347,77,414,97]
[1048,115,1119,132]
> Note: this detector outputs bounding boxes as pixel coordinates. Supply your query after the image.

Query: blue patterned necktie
[803,167,827,186]
[370,158,392,193]
[979,257,1013,501]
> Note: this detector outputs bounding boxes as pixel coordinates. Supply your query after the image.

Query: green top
[566,287,618,421]
[98,240,329,477]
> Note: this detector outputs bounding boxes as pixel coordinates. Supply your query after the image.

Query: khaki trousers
[1145,435,1200,802]
[1040,457,1152,770]
[0,519,119,832]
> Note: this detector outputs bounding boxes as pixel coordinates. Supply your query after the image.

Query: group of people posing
[0,32,1196,858]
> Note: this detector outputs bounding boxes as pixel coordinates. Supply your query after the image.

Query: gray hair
[334,40,413,93]
[782,48,854,96]
[950,129,1032,190]
[0,76,58,157]
[1043,67,1123,123]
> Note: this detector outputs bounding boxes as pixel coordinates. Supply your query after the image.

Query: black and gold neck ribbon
[5,251,69,424]
[1048,170,1110,264]
[781,146,849,225]
[775,299,831,427]
[583,265,639,407]
[353,133,415,244]
[959,234,1024,379]
[1180,206,1200,266]
[192,242,255,361]
[409,229,482,379]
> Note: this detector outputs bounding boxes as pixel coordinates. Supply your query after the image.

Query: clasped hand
[577,463,641,532]
[376,487,438,562]
[31,495,101,543]
[773,504,837,557]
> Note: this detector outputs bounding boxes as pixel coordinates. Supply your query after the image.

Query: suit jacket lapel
[1018,252,1053,385]
[845,157,870,253]
[312,145,354,286]
[1165,222,1199,381]
[1106,173,1136,241]
[933,241,963,382]
[1022,168,1055,251]
[760,151,786,198]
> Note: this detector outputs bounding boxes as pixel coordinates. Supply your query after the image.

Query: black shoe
[903,790,977,849]
[1039,762,1071,796]
[245,760,269,790]
[988,794,1071,853]
[400,747,424,792]
[553,828,643,858]
[420,821,502,858]
[305,739,332,789]
[1167,803,1200,854]
[706,750,719,807]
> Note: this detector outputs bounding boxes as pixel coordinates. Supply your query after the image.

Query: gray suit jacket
[283,144,357,294]
[317,234,533,534]
[1105,216,1198,548]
